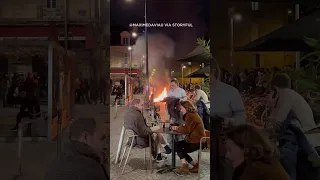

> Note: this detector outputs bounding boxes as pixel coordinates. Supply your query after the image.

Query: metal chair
[198,131,210,180]
[119,129,152,174]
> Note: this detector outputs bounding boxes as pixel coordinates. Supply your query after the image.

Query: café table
[152,127,185,174]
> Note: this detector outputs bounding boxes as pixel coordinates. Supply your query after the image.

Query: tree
[197,38,211,95]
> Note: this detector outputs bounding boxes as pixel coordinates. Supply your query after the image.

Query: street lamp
[132,32,138,38]
[229,9,242,68]
[181,65,186,84]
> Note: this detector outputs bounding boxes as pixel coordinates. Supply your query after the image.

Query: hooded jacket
[278,111,320,180]
[196,97,210,130]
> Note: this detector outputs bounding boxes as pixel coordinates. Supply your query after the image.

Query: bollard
[57,108,62,156]
[115,126,125,164]
[17,122,23,176]
[114,100,118,118]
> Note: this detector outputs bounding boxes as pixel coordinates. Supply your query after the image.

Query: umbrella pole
[295,4,300,70]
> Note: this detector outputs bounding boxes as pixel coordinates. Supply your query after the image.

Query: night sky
[111,0,210,58]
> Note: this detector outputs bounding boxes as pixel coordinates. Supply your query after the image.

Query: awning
[110,68,141,75]
[177,46,209,63]
[235,11,320,52]
[185,66,209,78]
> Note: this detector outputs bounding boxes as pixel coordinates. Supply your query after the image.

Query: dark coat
[278,112,320,180]
[46,141,109,180]
[123,106,153,148]
[196,98,210,130]
[233,160,290,180]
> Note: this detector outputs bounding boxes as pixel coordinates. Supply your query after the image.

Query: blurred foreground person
[46,118,109,180]
[226,125,290,180]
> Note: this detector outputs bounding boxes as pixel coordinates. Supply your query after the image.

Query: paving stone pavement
[109,106,210,180]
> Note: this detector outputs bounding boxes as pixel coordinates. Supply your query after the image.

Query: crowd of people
[120,61,319,180]
[0,72,41,131]
[74,76,108,105]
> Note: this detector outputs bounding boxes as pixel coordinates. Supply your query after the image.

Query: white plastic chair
[119,129,152,174]
[198,136,210,180]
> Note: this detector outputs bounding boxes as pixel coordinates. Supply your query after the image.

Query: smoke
[132,33,175,94]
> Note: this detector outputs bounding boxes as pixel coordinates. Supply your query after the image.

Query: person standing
[210,58,246,180]
[168,78,187,101]
[99,77,107,105]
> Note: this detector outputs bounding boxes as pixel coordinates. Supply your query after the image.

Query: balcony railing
[39,5,64,20]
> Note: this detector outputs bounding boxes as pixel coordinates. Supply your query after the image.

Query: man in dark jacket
[46,118,109,180]
[11,92,40,131]
[124,98,171,161]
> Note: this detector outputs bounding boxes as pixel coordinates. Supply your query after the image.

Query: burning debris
[154,88,168,102]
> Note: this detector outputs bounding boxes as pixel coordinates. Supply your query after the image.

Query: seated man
[124,98,171,162]
[193,85,209,103]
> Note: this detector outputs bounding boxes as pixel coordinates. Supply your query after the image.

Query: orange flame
[154,88,168,102]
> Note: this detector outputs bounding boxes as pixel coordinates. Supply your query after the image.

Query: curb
[0,136,48,143]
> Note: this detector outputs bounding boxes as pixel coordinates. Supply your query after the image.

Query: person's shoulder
[242,161,290,180]
[220,81,239,93]
[186,112,201,120]
[178,87,186,92]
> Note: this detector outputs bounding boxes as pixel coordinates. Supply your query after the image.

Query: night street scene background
[0,0,319,180]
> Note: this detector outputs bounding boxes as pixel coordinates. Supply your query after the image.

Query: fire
[153,88,168,102]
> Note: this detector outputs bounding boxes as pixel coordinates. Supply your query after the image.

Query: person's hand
[171,126,178,131]
[221,117,233,128]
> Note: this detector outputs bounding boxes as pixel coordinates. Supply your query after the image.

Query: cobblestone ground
[110,106,210,180]
[0,104,109,180]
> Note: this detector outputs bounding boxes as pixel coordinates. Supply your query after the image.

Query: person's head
[271,73,291,90]
[226,125,279,168]
[131,98,144,111]
[179,100,197,114]
[194,85,201,90]
[27,72,33,79]
[189,89,196,96]
[69,118,107,154]
[170,78,179,90]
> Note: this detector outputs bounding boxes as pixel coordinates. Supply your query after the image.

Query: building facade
[110,27,142,83]
[0,0,108,80]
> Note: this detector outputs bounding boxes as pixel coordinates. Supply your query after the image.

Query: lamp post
[125,0,149,105]
[171,70,174,77]
[181,65,186,84]
[229,8,242,68]
[128,46,133,103]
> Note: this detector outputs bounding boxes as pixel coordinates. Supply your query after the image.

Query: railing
[0,4,94,21]
[39,5,64,20]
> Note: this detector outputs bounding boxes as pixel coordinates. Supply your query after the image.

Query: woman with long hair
[226,125,290,180]
[171,100,205,175]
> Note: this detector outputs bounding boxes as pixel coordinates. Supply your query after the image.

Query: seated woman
[226,125,290,180]
[171,100,205,174]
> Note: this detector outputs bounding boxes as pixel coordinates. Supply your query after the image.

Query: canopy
[177,46,209,63]
[235,11,320,52]
[185,66,209,78]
